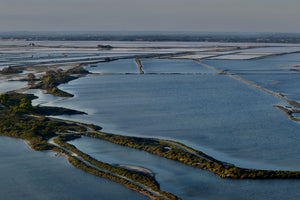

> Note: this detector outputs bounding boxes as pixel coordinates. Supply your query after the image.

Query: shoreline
[116,164,155,177]
[3,88,300,180]
[1,48,300,199]
[0,65,181,200]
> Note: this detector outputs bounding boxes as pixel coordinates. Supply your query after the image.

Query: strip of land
[194,60,300,120]
[1,57,300,200]
[135,58,145,74]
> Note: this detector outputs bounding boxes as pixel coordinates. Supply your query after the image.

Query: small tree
[11,98,32,113]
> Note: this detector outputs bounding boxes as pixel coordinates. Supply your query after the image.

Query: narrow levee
[194,60,300,119]
[135,58,145,74]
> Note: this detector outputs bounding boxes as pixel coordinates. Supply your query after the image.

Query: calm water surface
[21,55,300,200]
[202,53,300,101]
[70,136,300,200]
[3,42,300,200]
[85,59,138,74]
[0,80,26,94]
[0,136,149,200]
[141,59,217,74]
[53,73,300,170]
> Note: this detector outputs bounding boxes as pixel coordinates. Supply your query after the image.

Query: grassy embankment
[2,91,300,180]
[85,131,300,179]
[54,134,180,200]
[2,91,298,180]
[67,154,174,200]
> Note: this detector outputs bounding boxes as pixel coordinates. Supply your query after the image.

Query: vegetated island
[0,92,179,200]
[31,66,89,97]
[0,67,180,200]
[2,65,300,200]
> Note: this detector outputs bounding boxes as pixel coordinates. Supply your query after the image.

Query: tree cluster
[0,92,87,150]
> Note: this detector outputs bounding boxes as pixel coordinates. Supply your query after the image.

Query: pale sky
[0,0,299,32]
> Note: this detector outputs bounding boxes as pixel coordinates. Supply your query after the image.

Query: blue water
[0,136,149,200]
[70,136,300,200]
[3,42,300,200]
[86,59,138,74]
[26,56,300,200]
[202,53,300,73]
[54,73,300,170]
[202,53,300,103]
[141,59,217,74]
[239,73,300,101]
[0,80,26,94]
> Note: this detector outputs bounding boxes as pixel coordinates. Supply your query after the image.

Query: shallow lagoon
[0,136,149,200]
[2,41,300,200]
[141,59,216,74]
[239,73,300,101]
[0,80,26,94]
[202,53,300,74]
[86,59,138,74]
[54,73,300,170]
[70,136,300,200]
[202,53,300,102]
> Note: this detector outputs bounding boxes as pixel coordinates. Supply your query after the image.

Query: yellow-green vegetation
[0,92,86,150]
[0,92,86,116]
[67,156,170,200]
[54,134,160,190]
[54,134,180,200]
[2,92,300,181]
[0,92,180,200]
[85,132,300,179]
[32,67,89,97]
[34,70,76,97]
[2,88,300,200]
